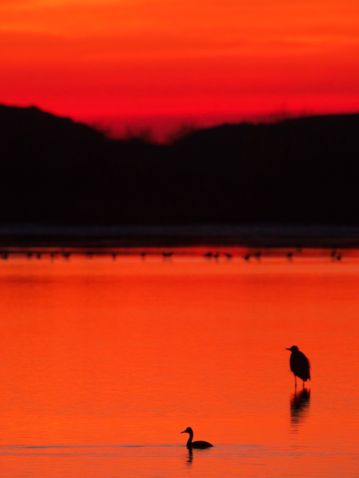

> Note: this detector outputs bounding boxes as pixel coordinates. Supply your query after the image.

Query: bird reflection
[186,448,193,464]
[290,388,311,430]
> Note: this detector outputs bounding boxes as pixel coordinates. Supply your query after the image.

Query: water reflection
[290,388,311,430]
[2,257,359,477]
[186,448,193,464]
[185,446,215,465]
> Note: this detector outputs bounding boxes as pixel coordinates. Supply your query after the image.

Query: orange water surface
[0,254,358,477]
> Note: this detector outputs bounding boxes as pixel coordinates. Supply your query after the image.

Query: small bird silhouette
[181,427,213,449]
[162,251,173,260]
[330,249,342,261]
[203,251,213,260]
[286,251,294,261]
[286,345,311,388]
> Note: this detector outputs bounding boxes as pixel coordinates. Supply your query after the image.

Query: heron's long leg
[294,375,297,390]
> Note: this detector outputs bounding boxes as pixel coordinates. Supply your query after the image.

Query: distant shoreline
[1,224,359,248]
[1,106,359,228]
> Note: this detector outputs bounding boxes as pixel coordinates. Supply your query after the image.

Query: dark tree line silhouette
[1,104,359,226]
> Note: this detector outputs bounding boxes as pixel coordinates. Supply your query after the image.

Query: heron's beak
[286,347,292,351]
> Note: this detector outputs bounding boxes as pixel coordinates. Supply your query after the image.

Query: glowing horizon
[1,0,359,133]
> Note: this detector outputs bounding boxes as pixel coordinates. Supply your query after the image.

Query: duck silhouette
[181,427,213,449]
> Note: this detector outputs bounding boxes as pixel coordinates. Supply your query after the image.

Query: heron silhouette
[181,427,213,449]
[286,345,311,388]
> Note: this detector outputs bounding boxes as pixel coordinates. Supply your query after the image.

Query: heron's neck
[186,431,193,447]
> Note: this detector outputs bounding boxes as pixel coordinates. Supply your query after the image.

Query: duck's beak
[181,429,186,434]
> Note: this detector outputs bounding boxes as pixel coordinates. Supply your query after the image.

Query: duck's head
[181,427,193,434]
[286,345,299,352]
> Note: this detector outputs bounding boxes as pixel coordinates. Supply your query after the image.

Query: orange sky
[1,0,359,132]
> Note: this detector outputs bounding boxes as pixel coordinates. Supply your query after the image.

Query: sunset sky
[1,0,359,135]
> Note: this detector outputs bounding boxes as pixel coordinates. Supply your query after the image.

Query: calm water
[0,253,359,477]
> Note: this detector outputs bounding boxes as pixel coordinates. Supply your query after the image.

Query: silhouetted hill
[1,104,359,227]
